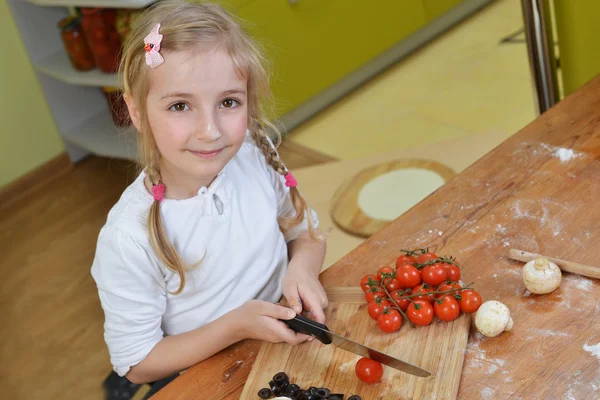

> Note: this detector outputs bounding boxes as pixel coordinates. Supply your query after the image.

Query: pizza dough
[358,168,445,220]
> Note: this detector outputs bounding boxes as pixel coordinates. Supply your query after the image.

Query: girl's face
[129,48,248,190]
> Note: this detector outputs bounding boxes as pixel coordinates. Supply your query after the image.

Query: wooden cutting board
[241,287,471,399]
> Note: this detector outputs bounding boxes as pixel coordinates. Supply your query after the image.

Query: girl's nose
[195,114,221,140]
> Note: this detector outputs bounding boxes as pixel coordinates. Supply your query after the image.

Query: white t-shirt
[91,134,318,377]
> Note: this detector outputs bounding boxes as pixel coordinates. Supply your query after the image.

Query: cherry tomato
[421,263,448,286]
[365,288,386,303]
[407,300,434,326]
[385,278,401,292]
[445,263,461,282]
[355,357,384,384]
[434,295,461,322]
[396,254,416,267]
[367,299,391,320]
[416,251,438,265]
[396,264,421,288]
[360,274,380,292]
[436,282,462,299]
[377,266,396,282]
[411,283,435,304]
[390,290,410,310]
[377,308,402,333]
[459,290,483,313]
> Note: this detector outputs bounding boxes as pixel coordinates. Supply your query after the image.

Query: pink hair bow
[285,172,298,188]
[144,23,164,68]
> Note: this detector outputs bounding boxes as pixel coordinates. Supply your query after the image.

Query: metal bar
[521,0,559,114]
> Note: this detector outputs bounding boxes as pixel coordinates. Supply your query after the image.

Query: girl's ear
[123,92,142,132]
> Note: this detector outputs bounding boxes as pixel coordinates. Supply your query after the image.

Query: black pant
[103,371,178,400]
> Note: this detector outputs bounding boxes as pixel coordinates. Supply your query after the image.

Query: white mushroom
[522,258,562,294]
[475,300,513,337]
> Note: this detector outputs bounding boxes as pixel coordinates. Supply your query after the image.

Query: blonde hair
[120,0,319,294]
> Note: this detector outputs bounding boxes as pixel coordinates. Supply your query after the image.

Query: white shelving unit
[23,0,155,9]
[6,0,148,162]
[35,50,120,87]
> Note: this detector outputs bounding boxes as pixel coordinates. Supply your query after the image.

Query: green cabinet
[235,0,427,116]
[423,0,463,22]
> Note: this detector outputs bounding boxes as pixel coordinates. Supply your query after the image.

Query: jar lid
[81,8,102,15]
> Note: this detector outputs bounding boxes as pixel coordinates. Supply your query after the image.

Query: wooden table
[152,76,600,399]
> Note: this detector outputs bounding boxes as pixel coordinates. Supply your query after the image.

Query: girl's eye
[220,99,240,109]
[169,102,189,112]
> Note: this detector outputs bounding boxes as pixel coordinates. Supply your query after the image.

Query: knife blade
[281,313,431,378]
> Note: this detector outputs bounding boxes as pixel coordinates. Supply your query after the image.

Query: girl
[91,0,327,386]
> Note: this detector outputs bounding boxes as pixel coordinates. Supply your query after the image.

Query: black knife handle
[280,314,333,345]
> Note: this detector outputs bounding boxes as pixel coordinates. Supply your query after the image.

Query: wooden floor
[0,142,334,400]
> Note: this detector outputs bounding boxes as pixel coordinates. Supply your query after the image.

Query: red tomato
[396,255,416,267]
[365,288,386,303]
[360,274,380,292]
[385,278,401,292]
[445,263,461,282]
[390,290,410,310]
[355,357,384,384]
[396,264,421,288]
[416,252,438,265]
[436,282,462,299]
[377,309,402,333]
[377,266,396,282]
[459,290,483,313]
[434,295,461,322]
[421,264,448,286]
[367,299,391,320]
[407,300,434,326]
[411,283,435,304]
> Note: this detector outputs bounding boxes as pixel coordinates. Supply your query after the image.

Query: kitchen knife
[281,313,431,377]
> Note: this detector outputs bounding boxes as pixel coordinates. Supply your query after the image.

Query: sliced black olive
[269,380,277,391]
[316,388,330,397]
[275,382,289,396]
[273,371,290,386]
[257,387,272,399]
[308,386,318,395]
[348,395,361,400]
[285,383,301,396]
[329,394,345,400]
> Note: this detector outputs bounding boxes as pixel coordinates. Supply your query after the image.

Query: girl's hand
[231,300,310,345]
[282,265,329,324]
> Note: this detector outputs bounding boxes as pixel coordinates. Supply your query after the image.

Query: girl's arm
[126,300,305,384]
[283,230,328,322]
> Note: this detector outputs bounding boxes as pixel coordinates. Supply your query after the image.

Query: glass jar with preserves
[57,16,95,71]
[81,8,122,73]
[102,86,130,127]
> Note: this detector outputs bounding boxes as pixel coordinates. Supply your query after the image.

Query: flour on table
[481,387,496,399]
[553,148,581,163]
[584,342,600,360]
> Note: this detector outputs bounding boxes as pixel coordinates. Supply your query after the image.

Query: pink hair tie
[152,183,165,202]
[284,172,298,188]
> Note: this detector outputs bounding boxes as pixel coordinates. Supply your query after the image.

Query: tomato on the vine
[390,290,410,310]
[396,264,421,288]
[355,357,383,384]
[377,308,402,333]
[396,254,416,268]
[411,283,435,304]
[360,274,380,292]
[407,300,434,326]
[416,251,438,264]
[367,299,391,320]
[365,288,386,303]
[421,263,448,286]
[444,263,461,281]
[459,290,483,313]
[436,282,462,298]
[377,266,396,281]
[385,278,401,292]
[434,295,461,322]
